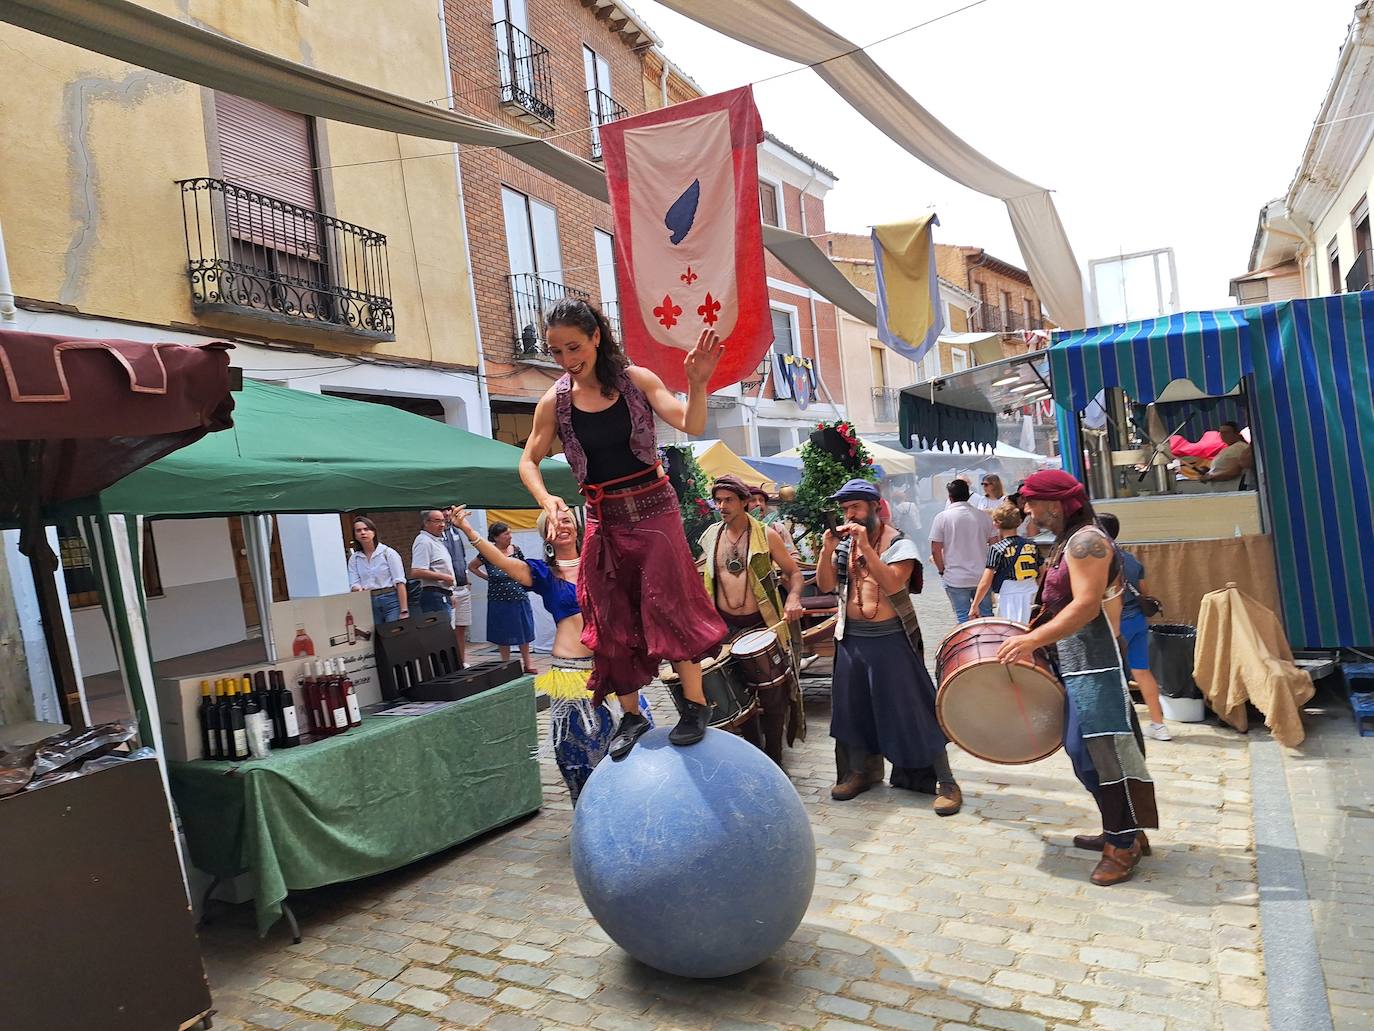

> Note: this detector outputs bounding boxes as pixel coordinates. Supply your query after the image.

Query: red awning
[0,330,234,512]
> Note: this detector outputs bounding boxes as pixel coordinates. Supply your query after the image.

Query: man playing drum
[699,475,806,765]
[817,479,962,814]
[996,470,1159,885]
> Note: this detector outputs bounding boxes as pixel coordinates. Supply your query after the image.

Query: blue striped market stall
[1051,294,1374,650]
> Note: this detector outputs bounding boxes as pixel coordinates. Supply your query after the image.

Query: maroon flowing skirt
[577,478,727,705]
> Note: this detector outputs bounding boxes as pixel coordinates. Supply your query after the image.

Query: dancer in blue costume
[451,507,652,803]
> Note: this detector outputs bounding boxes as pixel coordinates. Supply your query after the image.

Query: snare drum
[661,647,758,730]
[934,618,1064,765]
[729,627,794,694]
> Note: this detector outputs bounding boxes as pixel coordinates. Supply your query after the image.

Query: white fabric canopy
[2,0,883,326]
[656,0,1087,329]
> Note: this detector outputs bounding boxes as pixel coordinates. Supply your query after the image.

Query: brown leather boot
[1090,840,1143,885]
[1072,831,1152,856]
[830,771,874,801]
[933,782,963,816]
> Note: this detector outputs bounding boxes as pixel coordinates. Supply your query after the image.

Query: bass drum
[934,618,1065,765]
[660,646,757,730]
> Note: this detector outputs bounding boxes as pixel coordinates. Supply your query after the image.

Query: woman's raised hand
[683,329,724,386]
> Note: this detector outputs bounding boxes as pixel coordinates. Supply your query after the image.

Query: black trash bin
[1148,623,1201,699]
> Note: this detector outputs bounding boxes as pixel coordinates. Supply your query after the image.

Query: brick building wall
[935,243,1045,333]
[445,0,653,415]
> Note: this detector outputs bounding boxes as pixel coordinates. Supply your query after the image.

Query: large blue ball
[571,727,816,978]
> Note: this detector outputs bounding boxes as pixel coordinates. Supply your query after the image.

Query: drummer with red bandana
[817,479,961,814]
[996,469,1159,885]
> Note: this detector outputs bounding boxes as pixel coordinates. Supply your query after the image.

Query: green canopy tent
[54,379,577,764]
[61,378,578,517]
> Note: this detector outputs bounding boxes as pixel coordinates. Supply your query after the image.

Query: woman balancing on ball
[449,505,653,802]
[519,298,729,759]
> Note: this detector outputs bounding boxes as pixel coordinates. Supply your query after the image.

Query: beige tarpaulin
[656,0,1086,328]
[1,0,881,327]
[1130,535,1281,633]
[1193,583,1314,747]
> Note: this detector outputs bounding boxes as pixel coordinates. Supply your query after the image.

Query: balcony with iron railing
[587,89,628,160]
[969,303,1043,334]
[1346,250,1372,293]
[509,273,590,360]
[178,178,393,340]
[872,387,900,424]
[602,299,623,341]
[493,21,555,127]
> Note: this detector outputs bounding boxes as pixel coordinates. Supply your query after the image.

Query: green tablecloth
[169,678,542,935]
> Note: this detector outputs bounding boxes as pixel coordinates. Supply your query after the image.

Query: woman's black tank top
[569,395,655,485]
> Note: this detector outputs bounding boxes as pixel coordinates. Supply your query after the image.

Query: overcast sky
[634,0,1358,313]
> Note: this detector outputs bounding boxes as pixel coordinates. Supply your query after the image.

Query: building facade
[1232,6,1374,303]
[0,0,484,681]
[705,136,847,458]
[935,244,1048,335]
[444,0,680,448]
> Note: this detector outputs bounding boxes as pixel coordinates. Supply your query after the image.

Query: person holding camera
[816,479,961,814]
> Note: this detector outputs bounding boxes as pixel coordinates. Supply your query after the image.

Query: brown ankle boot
[1072,831,1152,855]
[1090,840,1143,885]
[933,782,962,816]
[830,771,874,801]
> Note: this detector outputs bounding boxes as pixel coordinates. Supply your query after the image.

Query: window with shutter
[216,93,322,258]
[759,182,780,227]
[214,92,334,317]
[770,307,797,399]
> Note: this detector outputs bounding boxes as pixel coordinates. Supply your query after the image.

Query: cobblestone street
[197,593,1285,1031]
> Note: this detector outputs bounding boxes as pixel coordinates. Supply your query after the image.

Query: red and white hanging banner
[600,86,770,393]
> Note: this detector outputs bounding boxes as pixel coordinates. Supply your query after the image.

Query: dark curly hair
[544,297,628,398]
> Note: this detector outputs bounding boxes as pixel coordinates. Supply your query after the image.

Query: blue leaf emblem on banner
[665,179,700,246]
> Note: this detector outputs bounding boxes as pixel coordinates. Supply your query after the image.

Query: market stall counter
[169,677,542,937]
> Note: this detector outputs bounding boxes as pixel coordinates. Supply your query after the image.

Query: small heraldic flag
[600,86,770,393]
[872,214,944,363]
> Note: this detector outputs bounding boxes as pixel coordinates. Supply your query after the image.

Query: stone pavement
[1277,703,1374,1031]
[197,582,1272,1031]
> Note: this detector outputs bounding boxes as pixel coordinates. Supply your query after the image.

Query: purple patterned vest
[554,371,659,485]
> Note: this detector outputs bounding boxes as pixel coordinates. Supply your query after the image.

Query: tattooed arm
[997,529,1113,663]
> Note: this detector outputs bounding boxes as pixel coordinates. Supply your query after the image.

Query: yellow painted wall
[0,0,477,367]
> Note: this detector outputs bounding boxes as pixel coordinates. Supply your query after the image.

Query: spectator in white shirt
[1201,422,1253,488]
[411,510,459,657]
[929,479,996,623]
[974,473,1006,512]
[348,516,409,625]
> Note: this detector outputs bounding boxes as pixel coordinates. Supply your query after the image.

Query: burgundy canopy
[0,330,234,515]
[0,328,233,728]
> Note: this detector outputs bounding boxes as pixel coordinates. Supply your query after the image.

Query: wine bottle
[345,609,356,645]
[213,679,230,758]
[271,670,301,748]
[313,660,338,736]
[242,675,271,759]
[323,659,349,735]
[224,680,249,760]
[335,659,362,728]
[299,661,322,737]
[198,680,217,760]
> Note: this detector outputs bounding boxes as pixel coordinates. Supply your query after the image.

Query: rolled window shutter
[215,92,320,257]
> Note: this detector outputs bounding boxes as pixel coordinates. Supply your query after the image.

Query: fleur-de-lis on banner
[697,293,721,326]
[654,294,683,329]
[680,266,699,285]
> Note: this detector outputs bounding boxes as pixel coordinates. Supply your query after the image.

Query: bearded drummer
[817,479,961,814]
[995,470,1159,885]
[699,475,806,765]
